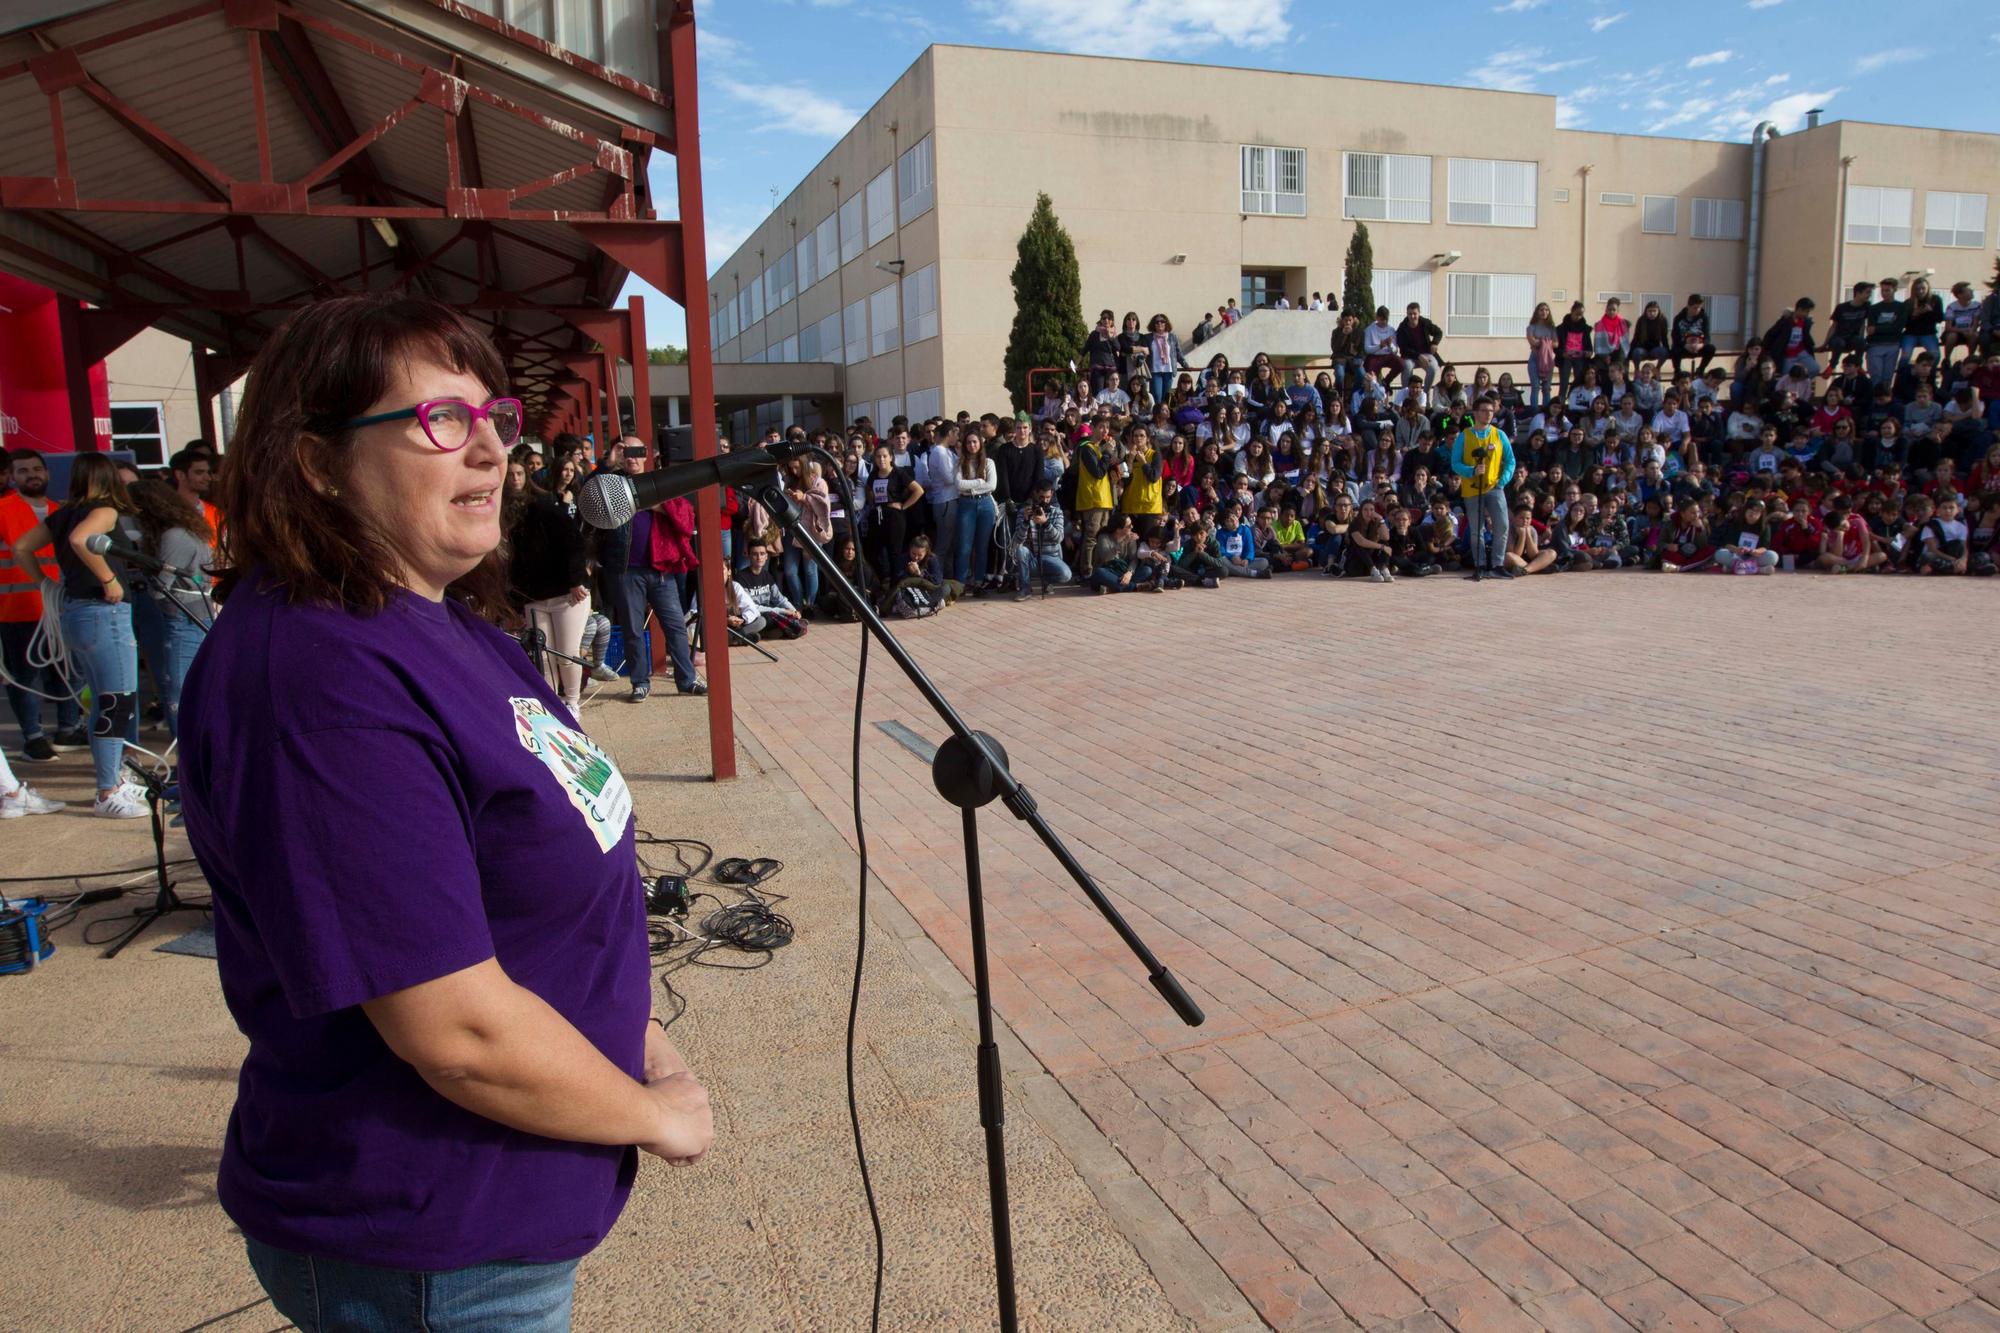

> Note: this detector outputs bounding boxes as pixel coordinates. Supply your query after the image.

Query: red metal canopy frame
[0,0,735,778]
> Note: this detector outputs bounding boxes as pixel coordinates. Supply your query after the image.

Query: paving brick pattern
[729,574,2000,1332]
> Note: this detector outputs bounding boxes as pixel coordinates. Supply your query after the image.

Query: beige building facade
[709,46,2000,427]
[101,326,212,466]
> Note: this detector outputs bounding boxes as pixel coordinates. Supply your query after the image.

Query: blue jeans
[246,1237,578,1333]
[60,597,137,790]
[1464,489,1509,571]
[929,497,959,570]
[1151,371,1174,405]
[619,568,698,692]
[1527,362,1551,410]
[780,543,819,612]
[155,606,206,737]
[1865,343,1901,388]
[1,618,80,742]
[1901,332,1940,367]
[1014,548,1071,592]
[953,494,997,584]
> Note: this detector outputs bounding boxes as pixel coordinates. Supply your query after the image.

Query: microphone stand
[747,476,1205,1333]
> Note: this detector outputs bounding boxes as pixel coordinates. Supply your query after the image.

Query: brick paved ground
[729,572,2000,1332]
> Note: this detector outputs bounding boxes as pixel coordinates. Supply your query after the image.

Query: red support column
[664,0,733,780]
[54,296,99,450]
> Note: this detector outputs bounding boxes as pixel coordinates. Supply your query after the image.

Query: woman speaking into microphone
[176,293,710,1331]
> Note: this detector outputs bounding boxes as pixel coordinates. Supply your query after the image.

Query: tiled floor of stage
[730,571,2000,1331]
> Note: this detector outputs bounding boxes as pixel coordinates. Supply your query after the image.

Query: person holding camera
[1451,396,1517,581]
[1012,481,1069,600]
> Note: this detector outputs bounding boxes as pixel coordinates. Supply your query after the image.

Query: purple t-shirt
[176,576,648,1270]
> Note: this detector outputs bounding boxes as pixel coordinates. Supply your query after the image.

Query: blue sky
[622,0,2000,347]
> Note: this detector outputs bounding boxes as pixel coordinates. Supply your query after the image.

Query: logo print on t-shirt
[510,697,632,853]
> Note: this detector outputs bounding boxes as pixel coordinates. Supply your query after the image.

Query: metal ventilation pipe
[1745,120,1778,345]
[1805,108,1823,129]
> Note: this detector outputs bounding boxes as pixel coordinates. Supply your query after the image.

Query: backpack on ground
[891,584,939,619]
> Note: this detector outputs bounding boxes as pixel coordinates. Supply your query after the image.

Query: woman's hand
[566,584,588,607]
[639,1071,713,1165]
[102,577,125,605]
[644,1022,690,1081]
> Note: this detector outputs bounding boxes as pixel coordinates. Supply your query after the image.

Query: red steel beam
[662,0,732,780]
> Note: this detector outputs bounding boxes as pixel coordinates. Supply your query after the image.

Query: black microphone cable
[809,444,886,1333]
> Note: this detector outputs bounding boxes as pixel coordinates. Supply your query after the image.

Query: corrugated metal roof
[0,0,676,420]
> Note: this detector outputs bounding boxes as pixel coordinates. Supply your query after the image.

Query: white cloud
[1556,101,1587,128]
[1705,86,1841,137]
[1589,12,1627,32]
[1854,46,1925,73]
[714,77,859,137]
[972,0,1290,59]
[1687,49,1735,68]
[1470,46,1590,94]
[1492,0,1546,11]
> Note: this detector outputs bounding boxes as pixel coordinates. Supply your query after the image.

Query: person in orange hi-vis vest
[0,447,84,762]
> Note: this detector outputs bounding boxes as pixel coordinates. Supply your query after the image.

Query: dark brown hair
[67,453,135,511]
[128,478,212,553]
[214,293,509,616]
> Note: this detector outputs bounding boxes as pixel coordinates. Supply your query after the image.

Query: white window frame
[109,400,166,467]
[906,387,942,422]
[1374,269,1432,321]
[897,134,935,221]
[1845,185,1912,246]
[1691,197,1745,241]
[868,284,898,358]
[1446,272,1537,338]
[1343,151,1431,224]
[1707,294,1742,335]
[1923,191,1987,249]
[1642,195,1677,234]
[865,166,895,248]
[875,396,901,427]
[839,192,863,266]
[1448,158,1537,228]
[1597,191,1637,206]
[1240,144,1307,217]
[1594,291,1634,305]
[901,263,938,344]
[815,212,839,279]
[1639,293,1674,325]
[842,298,867,366]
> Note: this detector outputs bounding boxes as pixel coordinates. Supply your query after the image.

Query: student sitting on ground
[1271,502,1312,571]
[1917,493,1970,575]
[1505,501,1558,574]
[1343,497,1395,582]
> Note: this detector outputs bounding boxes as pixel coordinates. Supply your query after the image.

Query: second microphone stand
[747,476,1205,1333]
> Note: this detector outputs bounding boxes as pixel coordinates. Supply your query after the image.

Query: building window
[1446,272,1537,337]
[1597,191,1636,207]
[897,134,934,221]
[110,401,165,467]
[901,263,938,344]
[1639,292,1674,322]
[762,262,780,315]
[816,212,840,278]
[906,387,942,421]
[876,396,901,426]
[1594,291,1634,305]
[1707,294,1741,335]
[1240,144,1306,217]
[1845,186,1911,245]
[780,335,798,363]
[1924,191,1987,248]
[868,284,898,357]
[777,250,796,306]
[1373,269,1432,319]
[747,277,764,326]
[709,310,719,348]
[1448,158,1537,228]
[1344,151,1430,223]
[796,235,816,295]
[865,166,895,248]
[799,320,820,361]
[839,192,863,266]
[843,298,867,365]
[1690,197,1745,241]
[818,313,840,362]
[1642,195,1677,234]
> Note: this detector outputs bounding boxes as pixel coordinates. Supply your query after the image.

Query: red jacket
[0,492,58,624]
[647,497,698,574]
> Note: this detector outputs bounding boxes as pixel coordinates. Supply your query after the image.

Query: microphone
[83,532,190,578]
[575,441,816,530]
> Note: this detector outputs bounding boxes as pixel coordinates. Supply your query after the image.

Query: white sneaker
[1,784,64,817]
[93,789,148,819]
[1384,567,1398,582]
[1370,567,1388,583]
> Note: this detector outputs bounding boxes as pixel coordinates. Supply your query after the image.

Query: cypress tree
[1002,193,1086,413]
[1342,224,1376,318]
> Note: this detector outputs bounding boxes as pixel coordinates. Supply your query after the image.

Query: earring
[327,486,341,497]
